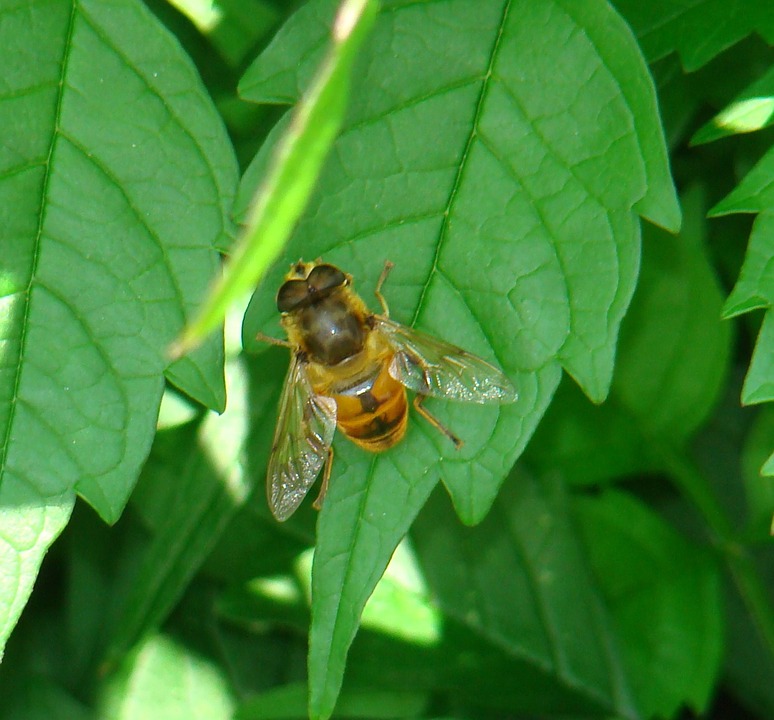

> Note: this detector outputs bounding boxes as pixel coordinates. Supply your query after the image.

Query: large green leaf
[239,0,681,516]
[239,0,679,716]
[613,0,774,70]
[575,490,723,718]
[0,0,237,658]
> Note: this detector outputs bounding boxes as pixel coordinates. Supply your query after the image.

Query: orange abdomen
[332,362,408,452]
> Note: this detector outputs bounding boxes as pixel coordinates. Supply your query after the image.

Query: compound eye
[306,264,346,293]
[277,279,308,312]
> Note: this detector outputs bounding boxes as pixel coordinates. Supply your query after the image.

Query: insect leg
[412,395,463,449]
[374,260,395,317]
[312,446,335,510]
[255,332,292,348]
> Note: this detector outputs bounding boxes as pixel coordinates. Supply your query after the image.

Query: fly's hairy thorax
[282,286,370,366]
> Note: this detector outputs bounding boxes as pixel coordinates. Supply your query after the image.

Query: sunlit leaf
[0,0,237,659]
[97,634,234,720]
[239,1,679,716]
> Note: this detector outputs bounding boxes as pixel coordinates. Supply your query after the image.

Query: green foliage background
[0,0,772,719]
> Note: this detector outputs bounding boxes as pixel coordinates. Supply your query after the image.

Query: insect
[258,260,517,521]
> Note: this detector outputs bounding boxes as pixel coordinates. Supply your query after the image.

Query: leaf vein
[343,75,482,134]
[77,5,225,210]
[410,0,513,328]
[57,131,188,325]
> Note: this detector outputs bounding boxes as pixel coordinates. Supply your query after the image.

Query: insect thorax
[291,294,367,366]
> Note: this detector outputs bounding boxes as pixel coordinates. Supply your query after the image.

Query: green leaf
[240,1,679,715]
[242,0,678,510]
[307,443,440,719]
[0,0,236,659]
[612,0,774,70]
[97,634,235,720]
[575,490,723,718]
[692,65,774,145]
[411,471,638,719]
[712,149,774,407]
[239,0,335,103]
[172,0,378,357]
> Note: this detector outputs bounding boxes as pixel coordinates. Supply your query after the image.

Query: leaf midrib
[410,0,514,330]
[0,1,77,486]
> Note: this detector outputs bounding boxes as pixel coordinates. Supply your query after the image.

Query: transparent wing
[267,354,337,521]
[377,316,517,403]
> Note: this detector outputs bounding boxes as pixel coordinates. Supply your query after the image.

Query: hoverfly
[258,260,517,521]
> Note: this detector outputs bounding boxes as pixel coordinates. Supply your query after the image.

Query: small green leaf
[0,0,236,659]
[575,490,723,718]
[172,0,378,357]
[692,65,774,145]
[742,313,774,405]
[613,0,774,70]
[97,634,235,720]
[239,0,336,103]
[712,147,774,215]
